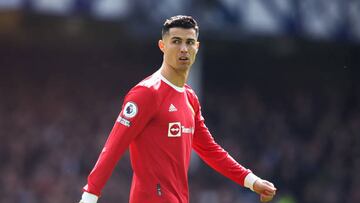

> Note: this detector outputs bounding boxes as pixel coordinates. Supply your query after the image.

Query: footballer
[79,15,276,203]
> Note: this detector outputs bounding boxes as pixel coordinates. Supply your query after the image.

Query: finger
[263,184,276,194]
[265,180,275,188]
[263,181,277,192]
[264,189,276,196]
[263,180,276,189]
[261,182,276,196]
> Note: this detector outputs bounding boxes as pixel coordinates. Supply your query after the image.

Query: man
[79,15,276,203]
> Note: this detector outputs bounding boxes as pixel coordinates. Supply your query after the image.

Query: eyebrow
[170,37,196,41]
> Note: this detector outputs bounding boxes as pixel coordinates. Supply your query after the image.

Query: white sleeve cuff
[244,173,261,191]
[80,192,98,203]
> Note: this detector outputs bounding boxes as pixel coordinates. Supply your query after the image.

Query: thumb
[260,193,274,202]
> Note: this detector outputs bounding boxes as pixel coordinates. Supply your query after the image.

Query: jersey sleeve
[83,86,158,196]
[191,94,252,187]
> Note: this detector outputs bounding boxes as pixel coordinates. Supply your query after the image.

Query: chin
[176,65,190,72]
[177,62,191,69]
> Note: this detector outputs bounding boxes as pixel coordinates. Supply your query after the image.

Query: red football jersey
[83,71,252,203]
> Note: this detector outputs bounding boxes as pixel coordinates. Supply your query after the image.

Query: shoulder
[126,74,161,100]
[137,72,162,91]
[185,84,199,101]
[184,84,201,110]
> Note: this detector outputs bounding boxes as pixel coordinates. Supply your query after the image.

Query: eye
[187,40,195,45]
[172,39,181,44]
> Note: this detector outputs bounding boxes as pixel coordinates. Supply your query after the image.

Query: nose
[180,43,188,53]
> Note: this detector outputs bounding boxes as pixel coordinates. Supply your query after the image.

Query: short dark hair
[162,15,199,38]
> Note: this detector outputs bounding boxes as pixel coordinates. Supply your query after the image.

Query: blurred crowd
[198,84,360,203]
[1,65,359,203]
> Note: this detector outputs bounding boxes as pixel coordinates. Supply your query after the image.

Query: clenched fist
[253,179,277,202]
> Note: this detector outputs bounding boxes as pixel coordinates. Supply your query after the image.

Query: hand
[253,179,277,202]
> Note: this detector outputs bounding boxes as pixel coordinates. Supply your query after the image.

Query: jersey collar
[157,71,185,93]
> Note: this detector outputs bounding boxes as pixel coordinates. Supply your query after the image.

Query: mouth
[178,56,190,62]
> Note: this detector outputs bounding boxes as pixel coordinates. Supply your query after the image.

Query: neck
[160,63,189,88]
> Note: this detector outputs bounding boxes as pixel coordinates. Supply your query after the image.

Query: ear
[195,41,200,53]
[158,39,165,52]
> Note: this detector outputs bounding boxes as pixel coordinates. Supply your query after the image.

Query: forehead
[166,27,197,40]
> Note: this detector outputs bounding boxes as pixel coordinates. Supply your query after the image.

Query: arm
[80,86,157,203]
[191,98,276,201]
[191,108,257,188]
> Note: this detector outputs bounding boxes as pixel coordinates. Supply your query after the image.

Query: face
[159,27,199,72]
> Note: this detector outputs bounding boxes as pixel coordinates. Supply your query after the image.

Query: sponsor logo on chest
[168,122,194,137]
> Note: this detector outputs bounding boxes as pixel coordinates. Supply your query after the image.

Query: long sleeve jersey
[82,71,257,203]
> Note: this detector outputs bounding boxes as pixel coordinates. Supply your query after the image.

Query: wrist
[244,173,261,191]
[80,192,98,203]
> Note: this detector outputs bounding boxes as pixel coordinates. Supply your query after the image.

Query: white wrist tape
[80,192,98,203]
[244,173,261,191]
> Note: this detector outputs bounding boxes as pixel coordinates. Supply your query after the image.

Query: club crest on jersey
[168,122,181,137]
[123,101,138,118]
